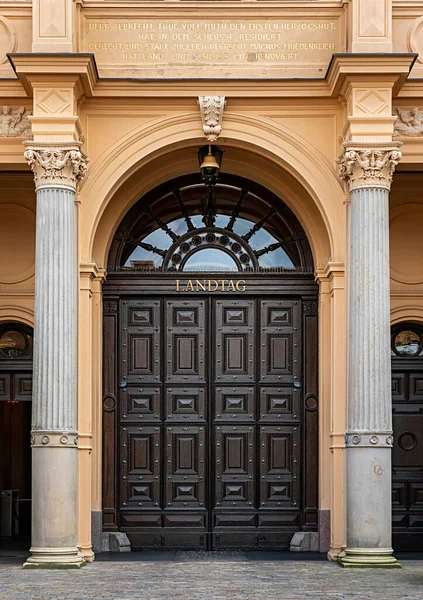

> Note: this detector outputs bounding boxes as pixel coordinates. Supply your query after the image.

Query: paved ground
[0,552,423,600]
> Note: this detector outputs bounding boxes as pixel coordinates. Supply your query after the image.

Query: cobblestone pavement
[0,553,423,600]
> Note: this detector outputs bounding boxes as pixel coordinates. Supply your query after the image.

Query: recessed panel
[259,300,300,384]
[166,387,206,421]
[165,300,206,383]
[224,308,246,324]
[260,426,299,508]
[215,387,254,422]
[165,425,205,509]
[260,387,298,422]
[215,299,254,383]
[410,375,423,400]
[391,373,405,400]
[15,375,32,397]
[130,309,152,326]
[268,309,292,325]
[122,386,161,421]
[174,308,197,326]
[0,374,11,400]
[129,484,153,503]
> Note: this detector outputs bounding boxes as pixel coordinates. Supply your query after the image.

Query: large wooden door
[392,359,423,551]
[104,281,318,550]
[0,370,32,536]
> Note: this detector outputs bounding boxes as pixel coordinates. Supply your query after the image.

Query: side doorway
[0,323,33,541]
[391,322,423,551]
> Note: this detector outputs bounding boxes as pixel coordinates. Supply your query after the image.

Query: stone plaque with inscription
[83,13,343,79]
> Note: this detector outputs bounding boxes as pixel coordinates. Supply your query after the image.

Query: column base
[23,547,86,569]
[338,548,401,568]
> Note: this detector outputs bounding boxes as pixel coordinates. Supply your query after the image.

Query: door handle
[7,399,19,406]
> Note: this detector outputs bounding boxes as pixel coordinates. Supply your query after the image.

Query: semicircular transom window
[0,324,33,359]
[391,324,423,357]
[123,206,298,273]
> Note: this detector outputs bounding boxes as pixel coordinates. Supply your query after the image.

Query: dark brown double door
[105,288,318,550]
[0,371,32,536]
[392,359,423,551]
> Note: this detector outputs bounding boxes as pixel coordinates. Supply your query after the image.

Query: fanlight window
[124,211,297,272]
[0,324,33,359]
[391,324,423,357]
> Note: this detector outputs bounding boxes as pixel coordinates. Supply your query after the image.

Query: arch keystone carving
[198,96,226,142]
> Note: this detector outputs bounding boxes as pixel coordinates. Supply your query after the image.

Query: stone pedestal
[23,143,87,569]
[338,144,402,568]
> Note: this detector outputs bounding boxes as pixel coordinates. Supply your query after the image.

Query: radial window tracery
[110,174,313,274]
[124,212,297,272]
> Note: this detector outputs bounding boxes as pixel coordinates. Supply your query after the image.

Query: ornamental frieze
[23,143,88,191]
[0,106,32,139]
[394,108,423,138]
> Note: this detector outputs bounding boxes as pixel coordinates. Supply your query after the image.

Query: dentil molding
[23,142,88,192]
[198,96,226,142]
[338,142,402,192]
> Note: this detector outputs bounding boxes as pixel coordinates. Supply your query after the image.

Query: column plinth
[23,143,88,569]
[337,144,402,568]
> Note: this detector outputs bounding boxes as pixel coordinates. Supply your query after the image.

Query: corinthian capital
[23,142,88,192]
[338,142,402,192]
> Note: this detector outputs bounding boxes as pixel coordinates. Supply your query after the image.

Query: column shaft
[340,186,398,568]
[24,186,84,569]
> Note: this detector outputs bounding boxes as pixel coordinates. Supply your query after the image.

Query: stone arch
[0,306,34,327]
[391,305,423,326]
[81,112,343,270]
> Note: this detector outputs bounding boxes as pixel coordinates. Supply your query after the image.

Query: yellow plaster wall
[390,172,423,325]
[0,172,35,326]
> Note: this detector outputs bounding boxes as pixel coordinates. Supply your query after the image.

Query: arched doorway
[0,322,33,540]
[102,172,319,550]
[391,322,423,551]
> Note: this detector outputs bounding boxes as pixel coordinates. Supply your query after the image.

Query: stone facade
[0,0,422,571]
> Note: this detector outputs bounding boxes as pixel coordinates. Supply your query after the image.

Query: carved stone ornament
[393,107,423,138]
[23,142,88,191]
[338,143,402,192]
[0,105,32,139]
[198,96,226,142]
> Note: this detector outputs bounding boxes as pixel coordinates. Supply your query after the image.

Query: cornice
[2,53,419,100]
[7,54,99,98]
[325,53,418,97]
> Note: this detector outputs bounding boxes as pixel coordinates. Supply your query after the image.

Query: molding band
[31,431,78,448]
[345,432,394,448]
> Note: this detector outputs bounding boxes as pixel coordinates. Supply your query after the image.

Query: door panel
[0,371,32,536]
[115,294,313,550]
[392,360,423,551]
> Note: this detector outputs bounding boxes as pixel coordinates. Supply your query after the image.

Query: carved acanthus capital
[338,142,402,192]
[23,142,88,192]
[198,96,226,142]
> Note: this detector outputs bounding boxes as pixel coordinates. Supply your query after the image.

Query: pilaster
[349,0,392,53]
[316,263,346,560]
[32,0,75,53]
[78,263,105,561]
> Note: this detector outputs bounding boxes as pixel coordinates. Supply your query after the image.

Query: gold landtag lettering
[175,279,247,292]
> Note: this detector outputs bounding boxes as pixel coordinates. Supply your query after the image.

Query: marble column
[23,143,88,568]
[337,143,402,568]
